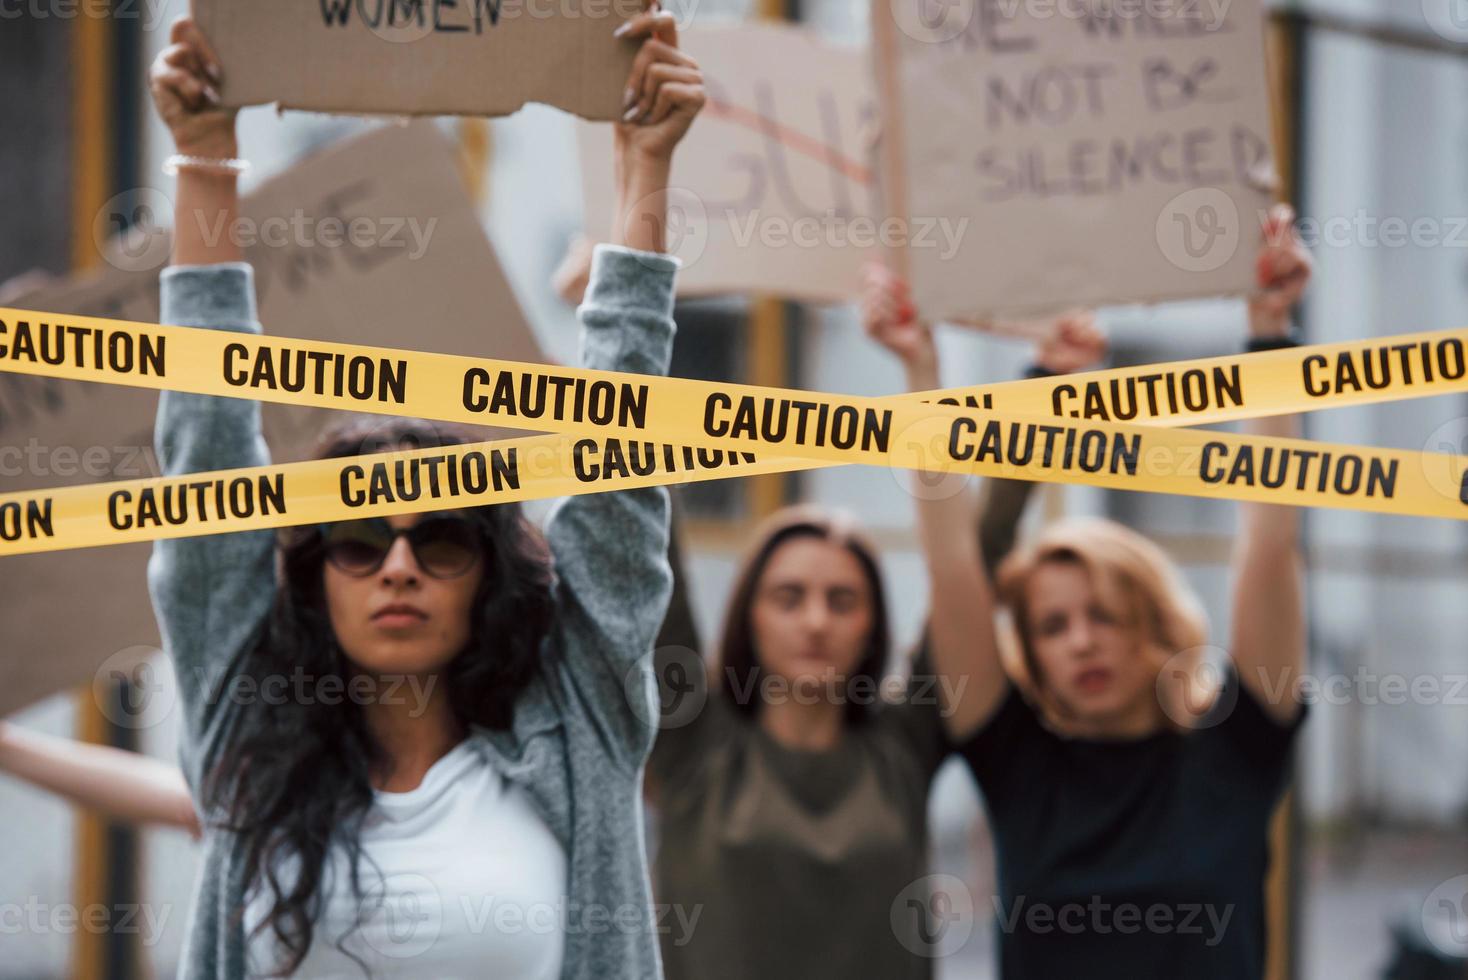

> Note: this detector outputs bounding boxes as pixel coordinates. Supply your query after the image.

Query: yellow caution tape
[3,308,1465,432]
[1,306,1466,554]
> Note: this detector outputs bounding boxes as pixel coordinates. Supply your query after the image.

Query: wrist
[1247,300,1294,341]
[175,133,239,161]
[618,150,671,192]
[1246,304,1299,347]
[903,348,940,390]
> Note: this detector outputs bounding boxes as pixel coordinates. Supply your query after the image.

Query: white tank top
[243,734,567,979]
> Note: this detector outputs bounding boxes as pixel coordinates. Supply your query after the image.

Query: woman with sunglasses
[146,10,703,978]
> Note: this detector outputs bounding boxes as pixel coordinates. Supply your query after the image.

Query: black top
[960,677,1305,980]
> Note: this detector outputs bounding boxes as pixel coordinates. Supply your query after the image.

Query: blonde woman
[864,205,1312,979]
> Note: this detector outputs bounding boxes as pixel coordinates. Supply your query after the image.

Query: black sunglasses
[318,515,481,579]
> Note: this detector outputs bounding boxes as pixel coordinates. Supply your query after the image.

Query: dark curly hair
[202,416,556,977]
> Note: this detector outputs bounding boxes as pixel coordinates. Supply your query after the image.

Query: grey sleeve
[145,263,277,796]
[544,244,677,772]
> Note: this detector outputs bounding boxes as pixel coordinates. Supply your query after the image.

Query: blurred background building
[2,0,1467,977]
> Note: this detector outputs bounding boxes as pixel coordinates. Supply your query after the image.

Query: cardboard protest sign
[0,121,542,719]
[193,0,641,121]
[873,0,1278,320]
[579,23,882,304]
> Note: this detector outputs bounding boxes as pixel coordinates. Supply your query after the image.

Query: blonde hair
[994,517,1209,725]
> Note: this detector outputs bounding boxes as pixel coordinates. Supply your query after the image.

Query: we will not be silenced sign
[874,0,1279,321]
[193,0,642,120]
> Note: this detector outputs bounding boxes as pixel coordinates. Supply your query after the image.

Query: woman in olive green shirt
[645,310,1107,980]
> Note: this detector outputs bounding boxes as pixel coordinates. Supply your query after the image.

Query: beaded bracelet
[162,154,252,177]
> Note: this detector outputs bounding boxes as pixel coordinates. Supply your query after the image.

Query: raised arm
[543,9,704,772]
[975,311,1108,577]
[0,722,199,836]
[143,18,276,794]
[863,265,1006,741]
[1230,205,1311,724]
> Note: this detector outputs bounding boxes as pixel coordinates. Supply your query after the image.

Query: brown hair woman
[644,315,1107,980]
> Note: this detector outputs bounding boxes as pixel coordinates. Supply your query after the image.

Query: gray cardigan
[147,246,678,979]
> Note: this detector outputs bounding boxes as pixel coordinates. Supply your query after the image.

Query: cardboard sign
[0,121,542,719]
[873,0,1278,320]
[193,0,641,121]
[579,23,881,304]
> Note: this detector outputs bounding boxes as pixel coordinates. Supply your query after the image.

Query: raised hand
[862,262,937,384]
[614,3,705,164]
[148,17,236,158]
[1249,203,1313,339]
[608,2,705,255]
[1035,310,1108,375]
